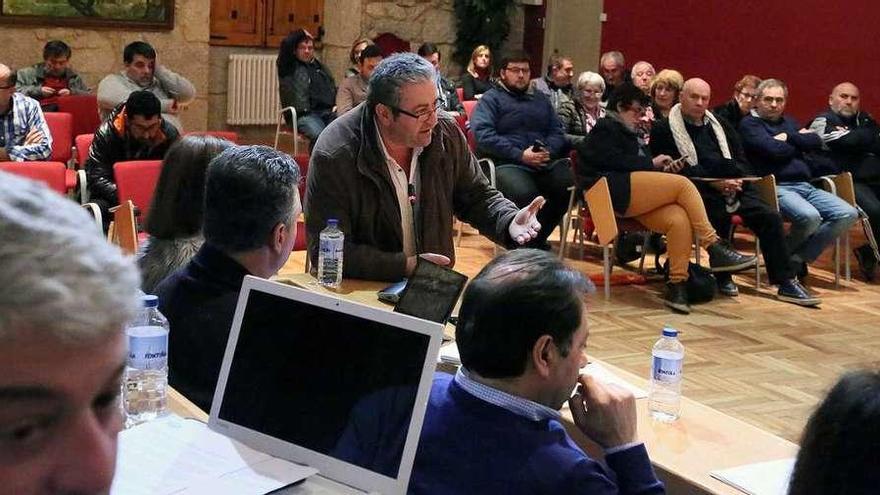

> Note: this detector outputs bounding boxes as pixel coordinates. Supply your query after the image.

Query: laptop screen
[211,277,442,494]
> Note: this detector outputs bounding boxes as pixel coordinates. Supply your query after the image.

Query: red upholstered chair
[0,161,67,194]
[75,133,94,167]
[114,160,163,228]
[455,87,464,103]
[462,100,478,120]
[56,94,102,137]
[185,130,240,143]
[43,112,80,199]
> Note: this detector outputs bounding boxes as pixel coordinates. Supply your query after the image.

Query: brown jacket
[306,103,519,281]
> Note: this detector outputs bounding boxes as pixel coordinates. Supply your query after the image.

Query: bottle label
[128,326,168,370]
[652,356,682,383]
[319,237,342,256]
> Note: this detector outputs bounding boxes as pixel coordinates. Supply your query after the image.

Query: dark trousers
[495,159,574,247]
[854,181,880,246]
[700,184,794,284]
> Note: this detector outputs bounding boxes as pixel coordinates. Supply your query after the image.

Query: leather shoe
[715,273,739,297]
[776,279,821,307]
[664,282,691,314]
[707,242,757,273]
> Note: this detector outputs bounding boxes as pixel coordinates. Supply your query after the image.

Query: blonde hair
[467,45,492,78]
[650,69,685,97]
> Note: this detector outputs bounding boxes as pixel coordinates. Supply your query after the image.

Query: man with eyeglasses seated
[85,90,180,229]
[470,51,574,251]
[713,75,761,131]
[306,53,544,281]
[0,63,52,162]
[739,78,858,279]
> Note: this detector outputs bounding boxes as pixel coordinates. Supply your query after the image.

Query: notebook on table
[209,275,445,495]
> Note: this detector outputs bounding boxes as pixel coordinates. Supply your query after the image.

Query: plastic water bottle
[124,295,169,427]
[318,219,344,289]
[649,326,684,422]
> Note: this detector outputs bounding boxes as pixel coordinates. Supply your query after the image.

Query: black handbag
[663,260,716,303]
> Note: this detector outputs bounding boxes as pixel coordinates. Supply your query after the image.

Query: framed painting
[0,0,175,30]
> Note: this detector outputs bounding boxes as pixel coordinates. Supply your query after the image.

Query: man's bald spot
[682,77,711,97]
[832,81,859,97]
[0,64,11,84]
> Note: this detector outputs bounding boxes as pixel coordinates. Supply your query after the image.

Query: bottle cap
[142,294,159,308]
[327,218,338,227]
[662,326,678,337]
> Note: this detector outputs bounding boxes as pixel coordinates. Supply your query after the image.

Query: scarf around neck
[668,103,731,166]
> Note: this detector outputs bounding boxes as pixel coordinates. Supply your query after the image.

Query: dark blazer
[650,116,752,178]
[576,115,653,214]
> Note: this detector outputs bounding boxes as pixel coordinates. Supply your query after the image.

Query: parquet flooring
[280,227,880,443]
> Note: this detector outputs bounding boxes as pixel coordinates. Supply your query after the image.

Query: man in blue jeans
[739,79,858,278]
[471,51,574,250]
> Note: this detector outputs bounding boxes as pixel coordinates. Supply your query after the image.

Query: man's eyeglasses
[503,66,530,75]
[388,98,443,123]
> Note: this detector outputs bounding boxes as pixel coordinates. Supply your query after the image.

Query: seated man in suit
[471,51,574,251]
[739,79,858,279]
[85,90,179,227]
[651,78,818,305]
[0,171,141,494]
[409,249,664,494]
[156,145,301,411]
[809,82,880,280]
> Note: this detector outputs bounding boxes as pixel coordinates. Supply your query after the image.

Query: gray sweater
[97,65,195,131]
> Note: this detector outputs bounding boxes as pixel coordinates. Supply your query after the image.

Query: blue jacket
[471,83,567,166]
[738,113,824,183]
[409,373,665,494]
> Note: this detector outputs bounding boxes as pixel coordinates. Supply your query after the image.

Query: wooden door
[267,0,324,47]
[522,3,547,77]
[210,0,266,47]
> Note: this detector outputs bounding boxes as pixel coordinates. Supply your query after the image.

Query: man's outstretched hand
[509,196,545,245]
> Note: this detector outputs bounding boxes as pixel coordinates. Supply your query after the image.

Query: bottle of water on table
[649,325,684,422]
[124,294,169,427]
[318,218,344,289]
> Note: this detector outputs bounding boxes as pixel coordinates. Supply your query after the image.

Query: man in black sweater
[809,82,880,280]
[651,78,819,306]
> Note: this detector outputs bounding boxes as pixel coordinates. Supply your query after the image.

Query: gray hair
[0,172,140,343]
[600,50,625,67]
[367,52,436,111]
[575,71,605,93]
[757,78,788,99]
[630,61,655,79]
[203,145,301,253]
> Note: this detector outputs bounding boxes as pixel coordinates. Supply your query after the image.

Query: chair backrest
[754,174,779,212]
[455,87,464,103]
[185,130,240,144]
[0,161,67,194]
[110,200,138,255]
[114,160,163,226]
[43,112,73,163]
[833,172,857,207]
[75,133,94,167]
[463,100,478,120]
[56,94,102,137]
[584,177,619,246]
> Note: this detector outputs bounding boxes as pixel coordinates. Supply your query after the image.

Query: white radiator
[227,54,281,125]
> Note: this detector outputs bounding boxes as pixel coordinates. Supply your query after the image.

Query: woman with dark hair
[576,82,756,313]
[461,45,493,100]
[138,134,233,292]
[788,369,880,495]
[277,29,336,140]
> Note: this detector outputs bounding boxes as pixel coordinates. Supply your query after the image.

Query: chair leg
[755,238,761,289]
[603,245,611,299]
[845,231,851,281]
[834,237,841,287]
[637,234,649,274]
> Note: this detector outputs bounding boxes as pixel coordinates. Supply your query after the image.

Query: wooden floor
[280,226,880,443]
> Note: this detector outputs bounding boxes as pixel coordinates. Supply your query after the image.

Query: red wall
[600,0,880,123]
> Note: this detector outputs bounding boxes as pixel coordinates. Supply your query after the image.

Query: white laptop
[209,275,444,495]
